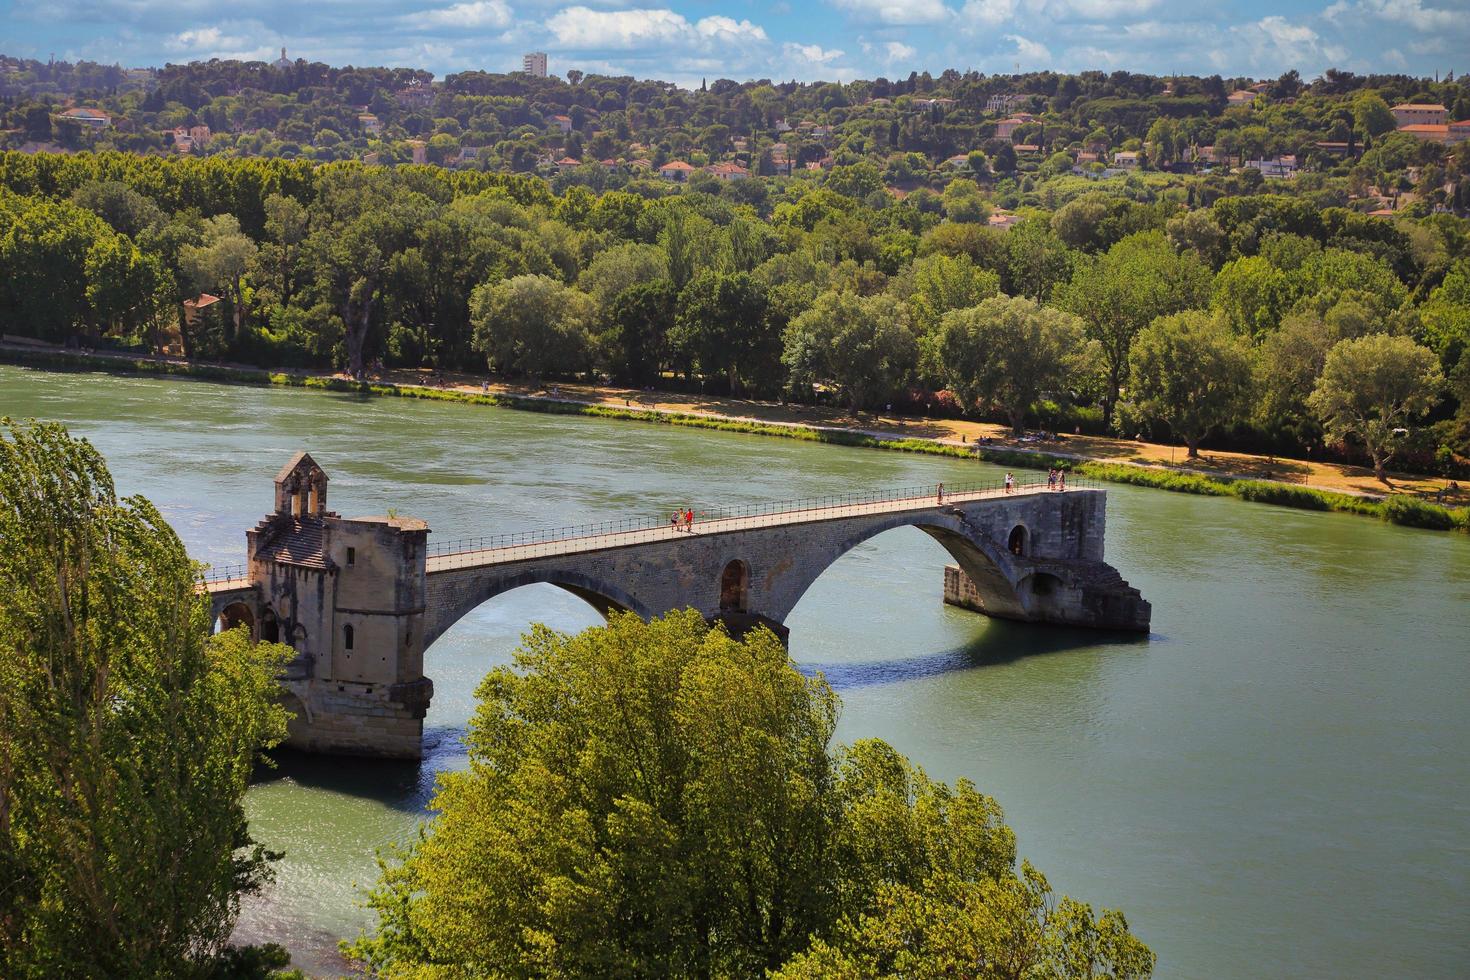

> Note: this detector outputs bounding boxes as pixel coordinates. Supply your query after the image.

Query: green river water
[3,363,1468,979]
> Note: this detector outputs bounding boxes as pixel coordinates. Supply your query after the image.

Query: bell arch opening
[719,559,750,613]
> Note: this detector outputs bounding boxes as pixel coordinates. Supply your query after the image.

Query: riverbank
[3,340,1466,533]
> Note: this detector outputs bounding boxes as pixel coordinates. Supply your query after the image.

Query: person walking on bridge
[937,483,944,505]
[1004,472,1014,494]
[684,508,694,532]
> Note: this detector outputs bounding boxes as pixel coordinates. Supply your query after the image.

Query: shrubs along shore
[5,345,1467,533]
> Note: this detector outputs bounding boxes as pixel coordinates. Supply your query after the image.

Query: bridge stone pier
[209,453,1149,759]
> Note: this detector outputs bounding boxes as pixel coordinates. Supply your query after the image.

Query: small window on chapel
[346,547,356,566]
[344,624,354,650]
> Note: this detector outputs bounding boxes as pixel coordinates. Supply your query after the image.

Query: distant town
[2,52,1467,217]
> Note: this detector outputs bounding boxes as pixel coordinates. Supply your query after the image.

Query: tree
[783,291,917,411]
[1054,231,1211,427]
[1128,312,1253,458]
[905,253,1001,336]
[671,271,779,394]
[1308,334,1445,482]
[931,295,1090,436]
[470,273,594,379]
[942,178,990,224]
[348,611,842,978]
[601,279,676,385]
[1351,92,1396,139]
[181,214,257,344]
[0,420,290,978]
[346,612,1153,979]
[1003,218,1073,301]
[578,242,668,308]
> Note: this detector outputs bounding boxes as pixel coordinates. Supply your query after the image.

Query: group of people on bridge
[669,508,696,533]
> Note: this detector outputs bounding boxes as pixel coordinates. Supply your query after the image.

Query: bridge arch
[767,510,1029,625]
[422,567,653,650]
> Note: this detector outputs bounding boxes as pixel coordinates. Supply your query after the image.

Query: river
[3,363,1468,979]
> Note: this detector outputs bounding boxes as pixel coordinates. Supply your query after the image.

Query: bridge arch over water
[207,452,1149,758]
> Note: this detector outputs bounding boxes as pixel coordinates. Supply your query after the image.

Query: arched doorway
[260,608,280,643]
[719,559,750,613]
[1008,525,1028,556]
[218,601,256,638]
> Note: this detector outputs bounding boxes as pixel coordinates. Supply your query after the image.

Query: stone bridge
[207,453,1149,758]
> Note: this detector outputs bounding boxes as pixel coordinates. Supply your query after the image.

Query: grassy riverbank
[5,344,1467,534]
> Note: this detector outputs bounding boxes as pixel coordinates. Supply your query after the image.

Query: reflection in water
[7,365,1470,980]
[805,620,1150,689]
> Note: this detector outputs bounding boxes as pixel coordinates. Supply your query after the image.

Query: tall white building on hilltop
[523,52,547,77]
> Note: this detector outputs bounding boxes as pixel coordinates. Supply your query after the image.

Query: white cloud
[1229,15,1347,73]
[1004,32,1051,63]
[546,7,765,49]
[169,26,227,50]
[784,42,845,64]
[884,40,917,62]
[1356,0,1461,31]
[165,23,275,60]
[693,15,769,42]
[959,0,1016,25]
[547,8,689,47]
[1052,0,1159,16]
[416,1,513,29]
[829,0,952,25]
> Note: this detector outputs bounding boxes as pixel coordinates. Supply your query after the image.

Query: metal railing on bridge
[201,562,247,585]
[423,476,1096,570]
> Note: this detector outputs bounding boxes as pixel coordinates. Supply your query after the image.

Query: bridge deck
[425,478,1083,573]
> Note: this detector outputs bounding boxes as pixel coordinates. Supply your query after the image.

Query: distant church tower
[273,47,292,71]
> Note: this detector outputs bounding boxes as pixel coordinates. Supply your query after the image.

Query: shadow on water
[802,619,1151,690]
[251,730,469,813]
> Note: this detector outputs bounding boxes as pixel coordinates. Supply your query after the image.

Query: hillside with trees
[2,147,1466,479]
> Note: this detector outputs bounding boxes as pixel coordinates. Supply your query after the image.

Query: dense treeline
[1,150,1467,477]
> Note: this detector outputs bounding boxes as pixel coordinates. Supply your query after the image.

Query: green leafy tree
[1308,333,1445,482]
[1055,231,1211,427]
[347,611,1153,979]
[1351,92,1396,138]
[942,178,990,224]
[1128,312,1253,458]
[905,252,1001,336]
[671,270,779,394]
[931,295,1090,435]
[470,273,595,379]
[783,290,917,411]
[180,214,257,343]
[600,279,676,385]
[578,242,668,308]
[0,420,291,978]
[347,611,841,978]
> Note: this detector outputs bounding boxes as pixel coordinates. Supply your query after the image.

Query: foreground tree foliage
[0,419,293,979]
[346,610,1153,979]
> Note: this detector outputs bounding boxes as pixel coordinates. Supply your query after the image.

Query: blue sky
[3,0,1467,88]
